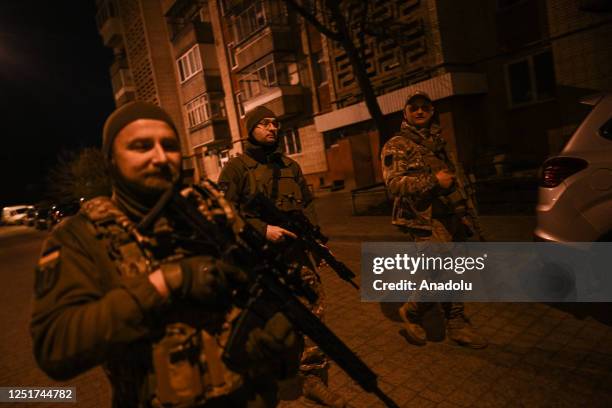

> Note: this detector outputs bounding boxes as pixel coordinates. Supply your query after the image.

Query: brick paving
[1,191,611,407]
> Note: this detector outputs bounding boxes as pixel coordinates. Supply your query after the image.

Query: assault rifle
[150,183,399,408]
[445,151,486,241]
[245,192,359,289]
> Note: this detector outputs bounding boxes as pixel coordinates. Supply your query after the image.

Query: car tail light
[540,157,588,188]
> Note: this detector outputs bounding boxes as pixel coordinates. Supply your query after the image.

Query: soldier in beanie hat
[219,110,349,407]
[101,101,183,217]
[381,91,488,349]
[31,102,301,407]
[245,106,277,140]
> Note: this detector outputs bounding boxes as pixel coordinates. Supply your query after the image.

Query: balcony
[189,121,231,148]
[111,68,136,106]
[99,16,122,48]
[243,86,304,119]
[170,20,215,44]
[235,26,297,68]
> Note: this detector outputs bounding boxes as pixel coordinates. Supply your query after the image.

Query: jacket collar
[243,139,290,167]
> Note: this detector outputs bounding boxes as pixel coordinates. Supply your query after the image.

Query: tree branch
[284,0,342,42]
[357,0,369,60]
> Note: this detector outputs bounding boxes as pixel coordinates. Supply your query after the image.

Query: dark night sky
[0,1,115,206]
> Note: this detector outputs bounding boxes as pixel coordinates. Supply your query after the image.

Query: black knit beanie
[245,106,277,137]
[102,101,179,160]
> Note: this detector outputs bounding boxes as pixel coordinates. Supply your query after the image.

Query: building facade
[96,0,195,178]
[97,0,330,185]
[315,0,612,184]
[96,0,612,189]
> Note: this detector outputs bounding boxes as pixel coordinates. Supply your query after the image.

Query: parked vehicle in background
[24,207,38,227]
[1,205,34,225]
[535,93,612,242]
[35,207,53,230]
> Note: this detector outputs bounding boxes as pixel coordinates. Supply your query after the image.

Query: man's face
[112,119,181,193]
[251,117,280,146]
[405,97,434,128]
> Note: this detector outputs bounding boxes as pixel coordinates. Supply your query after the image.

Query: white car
[1,205,34,225]
[535,93,612,242]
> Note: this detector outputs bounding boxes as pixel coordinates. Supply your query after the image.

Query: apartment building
[315,0,612,185]
[97,0,329,185]
[96,0,611,188]
[95,0,195,177]
[219,0,329,186]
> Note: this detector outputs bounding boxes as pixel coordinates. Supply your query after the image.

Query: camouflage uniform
[31,183,289,407]
[381,93,487,348]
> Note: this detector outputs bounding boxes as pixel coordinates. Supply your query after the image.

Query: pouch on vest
[152,323,203,407]
[245,160,304,212]
[275,167,305,212]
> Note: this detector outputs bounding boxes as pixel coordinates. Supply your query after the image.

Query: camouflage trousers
[299,266,329,375]
[399,216,466,320]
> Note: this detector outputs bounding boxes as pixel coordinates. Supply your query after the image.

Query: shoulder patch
[35,245,61,298]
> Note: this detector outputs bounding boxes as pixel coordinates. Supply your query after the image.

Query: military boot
[446,314,488,349]
[398,302,427,346]
[302,374,348,408]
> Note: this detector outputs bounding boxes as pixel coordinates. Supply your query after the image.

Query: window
[239,57,299,100]
[185,93,225,128]
[236,91,246,117]
[505,50,555,107]
[287,62,299,85]
[234,1,267,42]
[281,128,302,155]
[177,45,202,83]
[186,94,209,128]
[227,42,238,69]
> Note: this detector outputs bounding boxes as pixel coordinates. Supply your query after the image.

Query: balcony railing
[111,69,135,102]
[242,85,304,118]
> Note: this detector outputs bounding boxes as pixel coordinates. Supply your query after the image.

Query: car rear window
[600,117,612,141]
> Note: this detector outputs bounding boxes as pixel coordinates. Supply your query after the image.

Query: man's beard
[111,165,180,211]
[140,168,177,192]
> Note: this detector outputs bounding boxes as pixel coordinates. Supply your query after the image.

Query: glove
[161,256,248,306]
[245,312,302,379]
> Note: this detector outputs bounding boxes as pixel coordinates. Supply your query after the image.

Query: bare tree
[284,0,418,146]
[46,147,111,202]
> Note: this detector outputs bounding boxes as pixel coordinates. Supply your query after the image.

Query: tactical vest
[405,131,466,218]
[236,154,306,212]
[80,185,243,408]
[410,136,469,218]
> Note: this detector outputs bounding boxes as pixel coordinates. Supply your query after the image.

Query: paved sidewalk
[277,191,612,407]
